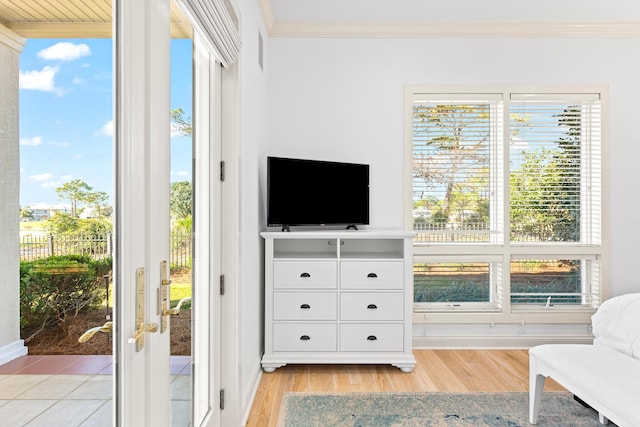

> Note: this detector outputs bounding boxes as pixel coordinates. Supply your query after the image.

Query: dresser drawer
[274,261,337,289]
[273,324,337,352]
[340,292,403,321]
[340,324,404,352]
[340,261,404,290]
[274,292,337,320]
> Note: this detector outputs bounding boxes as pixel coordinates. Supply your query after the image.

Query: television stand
[260,230,415,372]
[281,225,291,232]
[346,224,358,230]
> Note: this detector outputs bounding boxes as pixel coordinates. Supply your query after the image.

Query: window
[406,86,605,320]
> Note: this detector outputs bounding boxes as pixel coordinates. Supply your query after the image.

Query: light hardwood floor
[245,350,565,427]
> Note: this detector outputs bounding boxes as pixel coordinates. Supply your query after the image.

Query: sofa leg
[529,358,545,424]
[598,413,610,425]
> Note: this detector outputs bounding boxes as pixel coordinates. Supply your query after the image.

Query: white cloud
[72,76,85,85]
[37,42,91,61]
[60,175,73,180]
[49,140,70,148]
[41,181,61,189]
[175,170,190,177]
[19,66,59,92]
[97,120,113,137]
[20,136,42,146]
[30,173,54,182]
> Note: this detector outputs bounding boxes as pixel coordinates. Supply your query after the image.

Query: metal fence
[19,230,193,270]
[413,222,491,243]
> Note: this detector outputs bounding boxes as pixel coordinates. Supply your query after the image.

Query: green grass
[19,221,46,232]
[170,283,192,305]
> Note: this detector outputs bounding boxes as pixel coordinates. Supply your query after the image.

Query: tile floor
[0,355,192,427]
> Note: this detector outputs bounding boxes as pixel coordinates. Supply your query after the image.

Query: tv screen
[267,156,370,230]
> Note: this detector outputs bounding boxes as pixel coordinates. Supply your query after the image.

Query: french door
[114,0,222,425]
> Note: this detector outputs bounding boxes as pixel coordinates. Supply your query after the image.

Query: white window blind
[408,86,605,314]
[411,94,503,243]
[510,256,601,308]
[509,94,602,244]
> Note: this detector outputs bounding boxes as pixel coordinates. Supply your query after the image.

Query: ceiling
[0,0,190,39]
[2,0,640,40]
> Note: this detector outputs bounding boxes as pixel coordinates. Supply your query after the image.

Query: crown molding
[0,23,26,51]
[268,20,640,38]
[255,1,640,40]
[258,0,275,34]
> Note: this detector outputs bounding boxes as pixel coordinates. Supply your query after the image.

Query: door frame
[191,30,223,427]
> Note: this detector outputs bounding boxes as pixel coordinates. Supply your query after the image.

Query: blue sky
[19,38,193,209]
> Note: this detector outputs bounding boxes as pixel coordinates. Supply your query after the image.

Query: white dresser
[260,230,415,372]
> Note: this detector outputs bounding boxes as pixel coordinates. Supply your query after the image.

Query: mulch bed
[22,309,192,356]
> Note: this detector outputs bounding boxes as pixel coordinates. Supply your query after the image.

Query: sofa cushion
[591,293,640,360]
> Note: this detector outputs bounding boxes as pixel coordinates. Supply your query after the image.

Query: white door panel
[114,0,172,425]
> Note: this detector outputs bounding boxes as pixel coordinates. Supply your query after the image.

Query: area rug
[276,392,609,426]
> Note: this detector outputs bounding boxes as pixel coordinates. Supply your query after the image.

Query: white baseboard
[241,361,263,427]
[412,335,593,349]
[0,339,27,366]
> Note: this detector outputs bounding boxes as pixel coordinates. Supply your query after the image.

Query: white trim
[264,20,640,39]
[257,0,275,34]
[257,0,640,39]
[0,23,25,51]
[0,340,28,366]
[241,363,263,427]
[220,58,242,427]
[412,334,593,349]
[192,32,223,427]
[176,0,241,66]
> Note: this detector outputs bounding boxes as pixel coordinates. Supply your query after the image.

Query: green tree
[511,148,554,240]
[552,106,582,241]
[413,104,490,221]
[20,207,35,221]
[170,181,192,220]
[85,191,110,218]
[171,108,192,136]
[56,179,93,218]
[45,212,81,234]
[510,106,582,242]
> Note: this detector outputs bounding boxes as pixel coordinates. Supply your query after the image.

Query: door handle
[163,297,191,316]
[129,267,159,351]
[129,322,159,345]
[159,260,171,333]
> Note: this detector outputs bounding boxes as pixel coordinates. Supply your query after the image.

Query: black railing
[19,230,193,269]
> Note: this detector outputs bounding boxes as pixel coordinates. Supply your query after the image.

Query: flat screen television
[267,156,370,231]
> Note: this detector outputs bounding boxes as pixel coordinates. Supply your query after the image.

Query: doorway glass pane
[170,3,194,426]
[16,22,114,427]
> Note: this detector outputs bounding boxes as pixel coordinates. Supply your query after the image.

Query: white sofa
[529,293,640,427]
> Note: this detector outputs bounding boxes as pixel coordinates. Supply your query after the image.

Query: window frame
[404,85,609,325]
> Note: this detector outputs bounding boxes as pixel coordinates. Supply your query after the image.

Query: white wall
[237,3,640,415]
[0,27,27,364]
[267,37,640,299]
[237,0,269,418]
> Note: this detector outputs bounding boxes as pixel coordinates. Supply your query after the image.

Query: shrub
[20,255,112,343]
